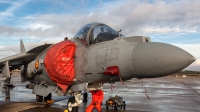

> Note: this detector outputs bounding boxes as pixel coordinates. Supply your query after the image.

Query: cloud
[0,0,199,38]
[0,0,31,19]
[0,25,68,38]
[25,23,53,30]
[0,0,199,70]
[0,37,64,59]
[141,25,198,34]
[0,45,17,59]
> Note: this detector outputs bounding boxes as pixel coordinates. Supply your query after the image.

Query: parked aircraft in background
[0,22,195,111]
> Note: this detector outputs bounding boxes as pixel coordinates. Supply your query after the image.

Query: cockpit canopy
[74,22,124,45]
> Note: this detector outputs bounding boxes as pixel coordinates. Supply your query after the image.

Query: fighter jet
[0,22,195,111]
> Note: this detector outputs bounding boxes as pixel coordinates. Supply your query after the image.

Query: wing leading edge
[0,41,52,69]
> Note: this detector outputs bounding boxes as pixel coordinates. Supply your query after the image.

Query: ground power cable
[142,80,150,99]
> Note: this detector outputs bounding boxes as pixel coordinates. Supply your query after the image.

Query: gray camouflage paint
[0,23,195,97]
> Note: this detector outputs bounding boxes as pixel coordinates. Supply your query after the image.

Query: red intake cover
[44,40,76,92]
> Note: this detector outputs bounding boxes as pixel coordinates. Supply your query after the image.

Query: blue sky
[0,0,199,70]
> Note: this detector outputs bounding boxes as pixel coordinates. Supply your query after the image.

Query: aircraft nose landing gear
[83,92,88,102]
[67,92,82,112]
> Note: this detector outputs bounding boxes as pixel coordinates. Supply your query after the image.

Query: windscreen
[74,22,98,45]
[89,24,124,44]
[74,22,124,45]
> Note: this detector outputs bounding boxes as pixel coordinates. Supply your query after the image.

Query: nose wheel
[66,92,82,112]
[83,92,88,102]
[67,96,79,112]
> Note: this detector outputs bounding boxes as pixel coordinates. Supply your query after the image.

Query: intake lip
[131,42,195,78]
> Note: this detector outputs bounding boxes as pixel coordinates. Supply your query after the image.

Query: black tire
[123,105,126,110]
[83,93,88,99]
[71,106,78,112]
[44,93,52,101]
[123,101,126,105]
[36,95,43,102]
[123,101,126,110]
[67,96,79,112]
[114,102,118,111]
[106,102,109,110]
[68,96,75,103]
[83,93,88,103]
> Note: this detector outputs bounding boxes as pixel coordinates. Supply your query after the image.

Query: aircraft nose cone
[132,42,195,78]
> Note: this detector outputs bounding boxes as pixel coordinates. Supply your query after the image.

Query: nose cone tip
[191,57,196,63]
[193,57,196,61]
[179,50,195,65]
[191,56,196,62]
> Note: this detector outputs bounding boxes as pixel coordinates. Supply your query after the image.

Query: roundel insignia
[35,60,39,69]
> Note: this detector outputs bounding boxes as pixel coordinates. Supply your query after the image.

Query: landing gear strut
[44,93,52,101]
[1,77,14,88]
[67,92,82,112]
[36,95,43,102]
[67,96,78,112]
[36,93,52,102]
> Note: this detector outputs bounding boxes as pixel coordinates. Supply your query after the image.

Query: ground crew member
[86,90,104,112]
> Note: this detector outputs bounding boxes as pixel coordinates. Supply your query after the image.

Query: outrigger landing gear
[1,77,14,88]
[1,62,14,88]
[67,92,82,112]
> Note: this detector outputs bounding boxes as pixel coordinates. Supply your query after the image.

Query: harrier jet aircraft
[0,22,195,111]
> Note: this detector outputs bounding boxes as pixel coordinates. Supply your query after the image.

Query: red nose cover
[44,40,76,93]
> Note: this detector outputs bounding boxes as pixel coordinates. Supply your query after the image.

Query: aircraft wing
[0,44,52,69]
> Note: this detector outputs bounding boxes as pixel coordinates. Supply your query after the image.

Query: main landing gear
[36,93,53,104]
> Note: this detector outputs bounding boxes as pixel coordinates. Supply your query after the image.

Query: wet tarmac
[0,73,200,112]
